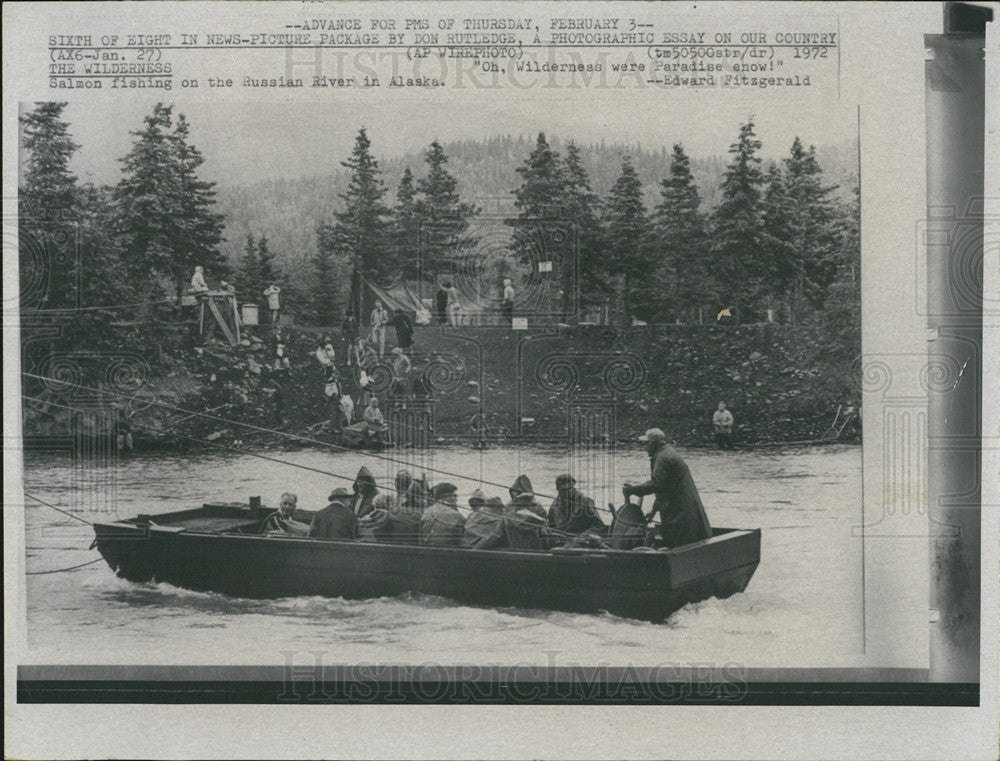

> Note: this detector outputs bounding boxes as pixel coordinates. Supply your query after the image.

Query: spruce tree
[782,137,840,322]
[114,103,178,284]
[19,102,81,309]
[650,144,712,323]
[310,229,343,326]
[563,141,606,320]
[168,113,227,300]
[391,167,421,282]
[237,233,260,299]
[115,104,227,303]
[256,234,277,290]
[604,155,648,325]
[759,164,797,322]
[507,133,567,311]
[317,128,391,318]
[414,140,478,280]
[710,120,765,320]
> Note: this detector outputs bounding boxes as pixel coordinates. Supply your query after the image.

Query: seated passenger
[373,469,413,512]
[504,475,549,550]
[420,482,466,546]
[308,488,357,540]
[349,466,379,519]
[261,492,310,537]
[467,488,486,512]
[548,474,606,535]
[505,474,546,519]
[461,496,507,549]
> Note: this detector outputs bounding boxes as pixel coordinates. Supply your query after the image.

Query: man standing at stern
[622,428,712,548]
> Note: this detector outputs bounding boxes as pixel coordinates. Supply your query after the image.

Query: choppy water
[21,444,865,667]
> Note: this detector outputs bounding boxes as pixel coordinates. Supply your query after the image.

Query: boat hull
[93,506,760,623]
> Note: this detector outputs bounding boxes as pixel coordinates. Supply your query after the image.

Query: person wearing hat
[461,495,507,549]
[420,482,466,546]
[548,474,605,535]
[622,428,712,547]
[308,487,358,540]
[260,492,310,537]
[505,474,546,519]
[373,470,414,513]
[349,466,379,519]
[504,474,548,550]
[467,488,487,512]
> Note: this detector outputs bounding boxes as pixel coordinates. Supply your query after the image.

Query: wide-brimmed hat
[328,487,352,502]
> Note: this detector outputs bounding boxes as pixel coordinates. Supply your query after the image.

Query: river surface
[20,444,866,667]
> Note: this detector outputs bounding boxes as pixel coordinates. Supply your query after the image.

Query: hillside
[215,135,859,290]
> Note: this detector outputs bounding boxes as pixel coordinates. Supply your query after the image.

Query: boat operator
[261,492,311,537]
[622,428,712,547]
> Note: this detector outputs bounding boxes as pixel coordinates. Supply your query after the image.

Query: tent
[367,281,433,325]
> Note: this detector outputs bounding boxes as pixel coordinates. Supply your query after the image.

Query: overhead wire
[21,369,639,510]
[22,393,627,536]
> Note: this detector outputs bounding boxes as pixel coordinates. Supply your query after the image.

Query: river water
[20,444,866,668]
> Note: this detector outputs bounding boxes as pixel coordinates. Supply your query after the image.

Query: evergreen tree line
[312,122,858,327]
[19,101,228,347]
[19,102,858,345]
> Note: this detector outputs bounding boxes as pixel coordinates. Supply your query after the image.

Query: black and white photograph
[4,1,997,759]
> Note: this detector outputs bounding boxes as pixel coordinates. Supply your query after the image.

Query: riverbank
[21,322,860,450]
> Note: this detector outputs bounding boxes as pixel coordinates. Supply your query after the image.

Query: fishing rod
[22,370,638,509]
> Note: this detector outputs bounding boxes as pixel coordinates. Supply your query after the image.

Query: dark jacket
[350,466,379,519]
[631,443,712,546]
[505,474,546,519]
[308,501,357,540]
[548,486,606,534]
[391,313,414,348]
[420,502,466,546]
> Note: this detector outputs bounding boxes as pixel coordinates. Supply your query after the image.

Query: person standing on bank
[370,300,389,357]
[501,278,515,325]
[622,428,712,548]
[712,401,734,449]
[390,309,415,353]
[263,283,281,325]
[435,282,449,325]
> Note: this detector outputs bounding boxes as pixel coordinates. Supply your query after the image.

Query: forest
[18,101,859,346]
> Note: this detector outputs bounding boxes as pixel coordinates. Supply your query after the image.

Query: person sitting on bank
[190,266,209,294]
[420,482,466,546]
[349,466,379,520]
[548,474,606,535]
[712,401,734,449]
[261,492,310,537]
[622,428,712,548]
[363,397,387,441]
[308,488,357,540]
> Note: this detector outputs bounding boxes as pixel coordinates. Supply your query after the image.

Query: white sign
[538,260,553,272]
[511,317,529,330]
